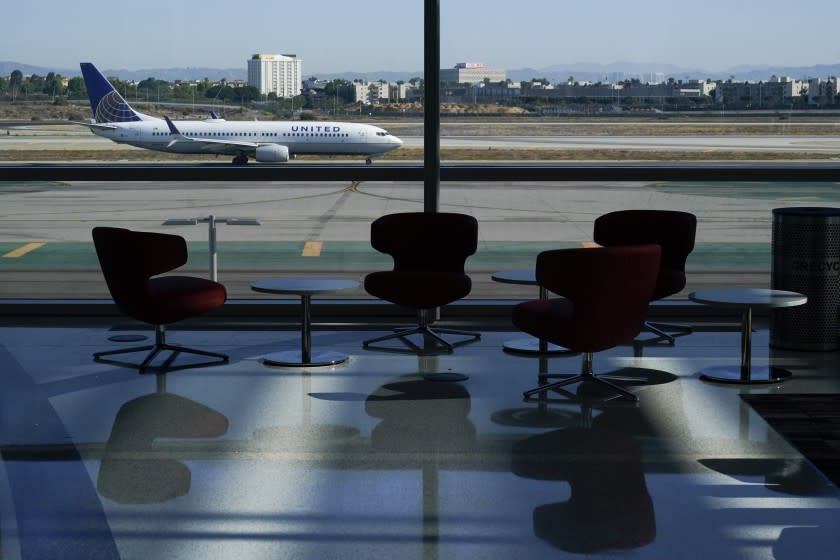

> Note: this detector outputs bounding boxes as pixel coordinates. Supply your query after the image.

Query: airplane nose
[393,136,403,146]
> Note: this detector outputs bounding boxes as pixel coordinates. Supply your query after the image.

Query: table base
[490,407,579,428]
[108,334,148,342]
[503,337,571,355]
[263,350,348,367]
[422,372,469,382]
[699,365,793,385]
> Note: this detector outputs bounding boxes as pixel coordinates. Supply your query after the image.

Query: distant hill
[3,60,839,84]
[0,61,246,81]
[724,64,840,81]
[507,62,840,83]
[0,61,75,77]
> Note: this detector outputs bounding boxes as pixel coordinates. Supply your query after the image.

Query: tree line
[0,70,270,105]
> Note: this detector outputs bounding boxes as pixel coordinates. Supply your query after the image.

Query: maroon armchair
[512,245,661,401]
[363,212,481,352]
[92,227,228,371]
[594,210,697,344]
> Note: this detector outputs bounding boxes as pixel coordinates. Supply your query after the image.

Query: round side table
[492,269,570,354]
[251,278,359,367]
[688,288,807,384]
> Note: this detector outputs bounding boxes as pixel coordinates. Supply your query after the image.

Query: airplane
[77,62,402,164]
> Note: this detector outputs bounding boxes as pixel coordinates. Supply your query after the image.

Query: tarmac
[2,178,836,299]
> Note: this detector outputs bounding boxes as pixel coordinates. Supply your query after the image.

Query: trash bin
[770,207,840,351]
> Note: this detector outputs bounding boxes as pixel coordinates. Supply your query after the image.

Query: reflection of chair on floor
[594,210,697,344]
[365,378,476,452]
[92,226,228,372]
[512,245,661,402]
[366,377,476,554]
[97,374,229,504]
[511,427,656,553]
[363,212,481,353]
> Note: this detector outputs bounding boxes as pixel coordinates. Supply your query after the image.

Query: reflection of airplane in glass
[78,62,402,164]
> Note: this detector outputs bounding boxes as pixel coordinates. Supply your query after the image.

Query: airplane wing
[71,120,119,130]
[164,116,257,151]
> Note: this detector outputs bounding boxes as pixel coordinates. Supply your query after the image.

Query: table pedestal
[492,274,571,355]
[252,278,358,368]
[698,306,792,384]
[264,294,348,367]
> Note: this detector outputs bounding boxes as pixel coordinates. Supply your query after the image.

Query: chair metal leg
[94,344,155,359]
[363,326,427,348]
[644,320,693,344]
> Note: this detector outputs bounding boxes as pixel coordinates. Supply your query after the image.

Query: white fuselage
[89,118,402,158]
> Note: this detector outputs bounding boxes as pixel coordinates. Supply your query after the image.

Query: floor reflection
[511,424,656,553]
[97,374,229,504]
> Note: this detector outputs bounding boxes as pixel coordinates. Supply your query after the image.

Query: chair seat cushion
[135,276,226,324]
[364,270,471,309]
[512,298,574,344]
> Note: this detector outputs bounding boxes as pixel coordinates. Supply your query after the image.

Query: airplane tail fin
[80,62,149,123]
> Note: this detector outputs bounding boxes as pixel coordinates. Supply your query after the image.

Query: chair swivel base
[363,325,480,352]
[524,373,638,402]
[94,343,228,372]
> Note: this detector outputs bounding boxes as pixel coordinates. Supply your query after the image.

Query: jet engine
[255,144,290,162]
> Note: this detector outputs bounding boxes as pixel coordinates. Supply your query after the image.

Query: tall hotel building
[247,53,302,98]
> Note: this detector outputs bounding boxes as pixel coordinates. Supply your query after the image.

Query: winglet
[164,115,181,135]
[164,116,186,147]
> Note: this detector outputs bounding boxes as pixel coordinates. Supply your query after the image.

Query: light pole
[162,216,261,282]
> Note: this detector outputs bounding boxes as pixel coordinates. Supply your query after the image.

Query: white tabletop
[251,278,359,296]
[689,288,807,309]
[491,269,536,285]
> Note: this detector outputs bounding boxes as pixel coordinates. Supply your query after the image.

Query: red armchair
[512,245,661,401]
[594,210,697,344]
[92,227,228,371]
[363,212,481,352]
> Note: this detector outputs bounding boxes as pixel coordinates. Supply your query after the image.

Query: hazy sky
[4,0,840,73]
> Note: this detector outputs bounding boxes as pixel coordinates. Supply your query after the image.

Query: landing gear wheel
[232,154,248,165]
[365,157,373,165]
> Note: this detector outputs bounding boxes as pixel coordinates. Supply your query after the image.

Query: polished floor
[2,316,840,559]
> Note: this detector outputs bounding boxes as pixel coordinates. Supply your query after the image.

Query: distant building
[714,76,805,105]
[247,53,302,98]
[353,81,415,105]
[808,77,840,104]
[440,62,506,84]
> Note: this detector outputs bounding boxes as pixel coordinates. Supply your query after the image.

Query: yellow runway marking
[302,240,323,257]
[3,242,46,258]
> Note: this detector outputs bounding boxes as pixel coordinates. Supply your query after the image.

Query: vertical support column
[740,305,752,380]
[301,294,312,364]
[207,214,218,282]
[424,0,440,214]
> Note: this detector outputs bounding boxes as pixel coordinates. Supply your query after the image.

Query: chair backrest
[92,227,188,315]
[593,210,696,273]
[370,212,478,273]
[535,245,661,351]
